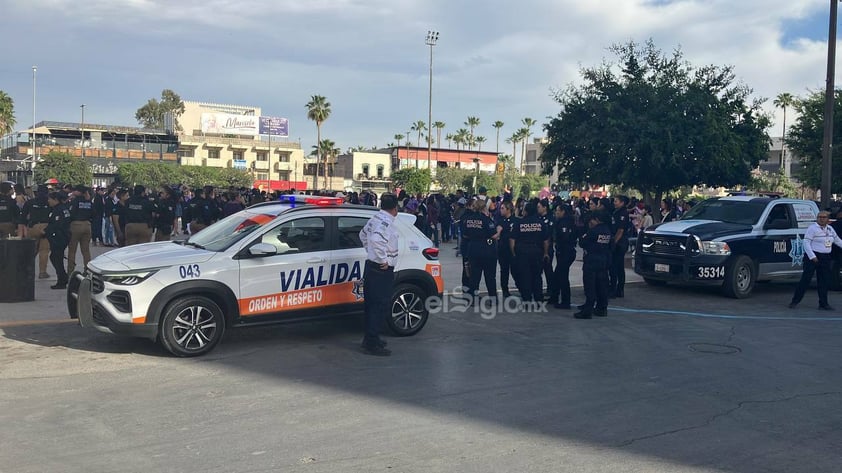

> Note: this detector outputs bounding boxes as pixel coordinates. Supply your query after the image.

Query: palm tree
[394,133,405,149]
[455,128,470,151]
[517,127,530,174]
[433,121,446,147]
[0,91,15,136]
[411,120,426,148]
[306,95,332,189]
[774,93,795,175]
[445,133,454,148]
[465,116,480,149]
[475,136,487,152]
[506,132,519,171]
[492,120,504,154]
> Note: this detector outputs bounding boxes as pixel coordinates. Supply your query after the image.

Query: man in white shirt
[358,194,399,356]
[789,211,842,310]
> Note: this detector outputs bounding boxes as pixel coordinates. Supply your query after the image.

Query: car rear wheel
[723,255,756,299]
[159,295,225,357]
[387,283,429,336]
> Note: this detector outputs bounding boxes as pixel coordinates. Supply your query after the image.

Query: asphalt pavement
[1,241,841,472]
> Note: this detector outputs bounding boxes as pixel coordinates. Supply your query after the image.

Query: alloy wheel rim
[392,292,424,330]
[172,305,217,350]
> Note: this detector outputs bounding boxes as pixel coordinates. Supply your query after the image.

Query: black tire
[386,283,429,336]
[722,255,756,299]
[159,295,225,357]
[643,277,667,286]
[66,271,83,319]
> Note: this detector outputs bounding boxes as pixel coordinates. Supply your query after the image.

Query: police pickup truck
[634,196,819,298]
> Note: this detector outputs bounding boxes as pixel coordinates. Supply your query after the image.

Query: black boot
[573,310,592,319]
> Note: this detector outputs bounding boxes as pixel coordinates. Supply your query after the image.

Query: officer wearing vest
[124,185,155,246]
[464,198,499,301]
[45,191,71,289]
[190,186,219,234]
[537,199,554,300]
[21,186,52,278]
[154,187,176,241]
[551,204,578,309]
[458,198,475,290]
[509,201,549,303]
[574,211,612,319]
[609,195,631,298]
[495,200,517,298]
[67,185,94,274]
[0,181,19,238]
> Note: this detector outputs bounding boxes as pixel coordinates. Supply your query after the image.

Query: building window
[208,149,220,160]
[361,164,370,177]
[376,164,384,178]
[256,173,268,181]
[178,147,194,158]
[527,150,537,162]
[233,150,244,161]
[256,151,268,161]
[278,171,290,181]
[278,153,290,163]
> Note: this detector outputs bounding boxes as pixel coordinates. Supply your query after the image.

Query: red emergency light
[278,195,344,206]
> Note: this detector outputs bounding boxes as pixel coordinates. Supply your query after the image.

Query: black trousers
[609,240,628,295]
[582,266,609,313]
[363,262,394,346]
[498,249,515,295]
[791,253,833,307]
[516,247,543,302]
[542,248,555,299]
[49,238,68,284]
[92,215,103,243]
[551,247,576,305]
[469,255,498,298]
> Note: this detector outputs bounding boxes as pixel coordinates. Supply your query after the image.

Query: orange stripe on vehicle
[239,281,365,316]
[426,263,444,293]
[132,316,147,324]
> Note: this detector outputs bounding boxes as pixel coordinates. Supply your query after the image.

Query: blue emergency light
[278,195,344,206]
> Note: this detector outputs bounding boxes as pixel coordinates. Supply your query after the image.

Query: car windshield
[681,199,767,225]
[186,209,280,252]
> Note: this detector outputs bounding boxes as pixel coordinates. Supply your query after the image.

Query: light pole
[820,0,840,209]
[32,66,36,173]
[425,30,439,173]
[80,104,86,158]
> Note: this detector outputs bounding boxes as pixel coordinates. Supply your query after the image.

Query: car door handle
[306,257,326,264]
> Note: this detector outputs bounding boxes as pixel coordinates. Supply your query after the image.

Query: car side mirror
[766,219,791,230]
[248,242,278,257]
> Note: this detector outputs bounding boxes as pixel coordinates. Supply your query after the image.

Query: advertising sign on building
[259,116,289,137]
[200,113,259,136]
[233,159,247,170]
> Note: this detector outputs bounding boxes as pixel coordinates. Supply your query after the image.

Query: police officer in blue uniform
[609,195,631,298]
[154,187,177,241]
[459,197,476,290]
[509,201,549,303]
[45,191,72,290]
[551,204,578,309]
[21,186,52,278]
[575,211,612,319]
[67,185,93,274]
[0,182,19,238]
[463,198,498,301]
[537,199,554,299]
[496,200,517,298]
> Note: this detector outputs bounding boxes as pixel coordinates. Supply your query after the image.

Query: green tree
[454,128,470,150]
[774,92,796,174]
[306,95,332,189]
[786,89,842,191]
[411,120,426,148]
[475,136,487,152]
[394,134,405,148]
[117,161,179,187]
[464,171,497,195]
[747,169,798,197]
[432,121,446,147]
[492,120,504,154]
[34,150,93,185]
[134,89,185,131]
[0,91,15,135]
[435,166,472,194]
[541,39,770,206]
[465,116,480,148]
[391,168,431,195]
[515,128,529,174]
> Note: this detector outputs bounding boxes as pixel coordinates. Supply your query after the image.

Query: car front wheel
[159,295,225,357]
[387,283,429,336]
[722,255,756,299]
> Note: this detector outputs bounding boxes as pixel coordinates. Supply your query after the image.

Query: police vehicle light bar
[278,195,344,206]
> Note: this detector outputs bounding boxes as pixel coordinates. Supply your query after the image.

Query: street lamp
[820,0,840,209]
[32,66,36,174]
[425,30,439,173]
[80,104,86,158]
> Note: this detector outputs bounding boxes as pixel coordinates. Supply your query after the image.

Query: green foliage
[467,172,498,195]
[34,151,93,185]
[391,168,431,195]
[515,174,547,199]
[117,162,252,189]
[0,90,15,135]
[435,166,472,194]
[786,89,842,191]
[134,89,186,131]
[747,170,798,197]
[541,39,770,204]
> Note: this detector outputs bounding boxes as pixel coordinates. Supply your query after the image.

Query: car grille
[641,234,689,256]
[90,272,104,294]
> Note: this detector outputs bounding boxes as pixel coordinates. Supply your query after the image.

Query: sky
[0,0,838,154]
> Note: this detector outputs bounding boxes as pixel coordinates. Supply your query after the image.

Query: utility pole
[425,30,439,174]
[80,104,86,158]
[32,66,36,177]
[821,0,839,209]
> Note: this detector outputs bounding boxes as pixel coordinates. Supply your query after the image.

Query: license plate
[654,263,669,273]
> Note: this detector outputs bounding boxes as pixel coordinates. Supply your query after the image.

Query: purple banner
[259,116,289,137]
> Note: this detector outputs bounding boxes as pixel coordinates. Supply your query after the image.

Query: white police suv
[68,195,444,356]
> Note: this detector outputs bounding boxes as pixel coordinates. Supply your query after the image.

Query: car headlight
[698,241,730,256]
[102,270,158,286]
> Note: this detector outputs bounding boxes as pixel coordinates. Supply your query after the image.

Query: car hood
[89,242,216,273]
[647,219,753,239]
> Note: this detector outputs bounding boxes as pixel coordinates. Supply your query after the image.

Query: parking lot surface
[1,245,840,472]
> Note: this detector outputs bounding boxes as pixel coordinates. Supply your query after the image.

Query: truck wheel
[387,284,429,336]
[723,255,756,299]
[159,296,225,357]
[643,278,667,287]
